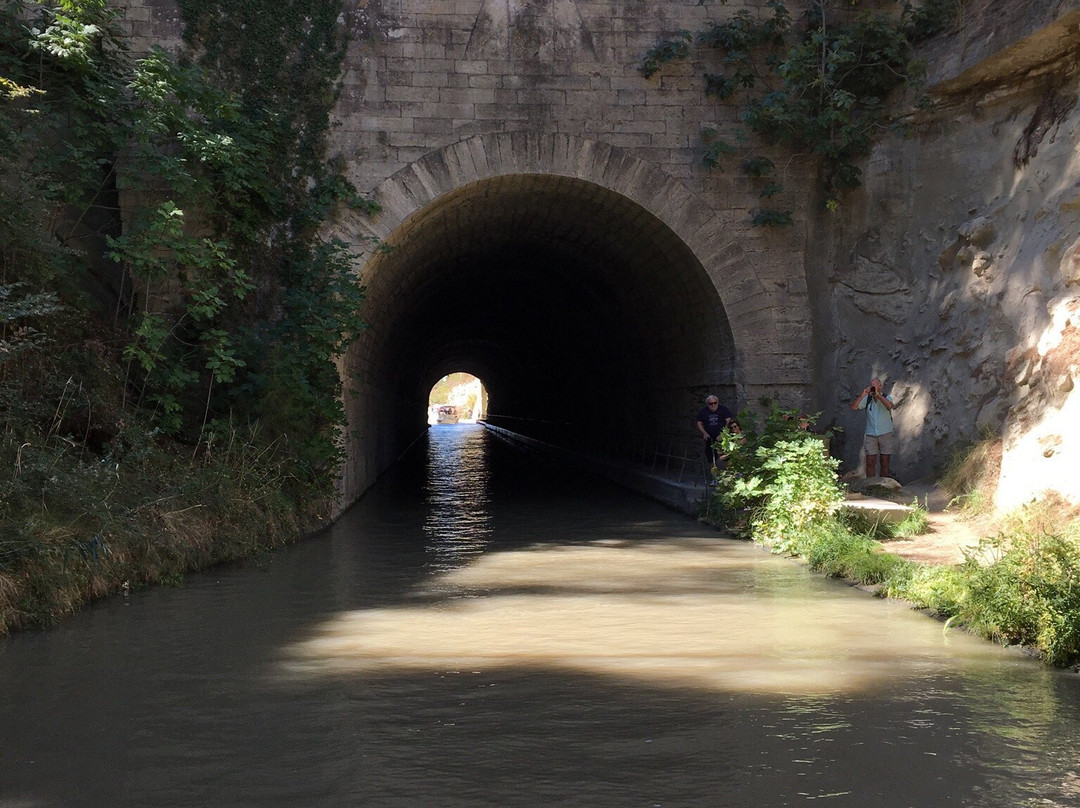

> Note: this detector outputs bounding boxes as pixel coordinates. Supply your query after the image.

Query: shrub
[712,403,842,542]
[639,0,963,215]
[704,403,1080,668]
[884,562,967,617]
[959,528,1080,666]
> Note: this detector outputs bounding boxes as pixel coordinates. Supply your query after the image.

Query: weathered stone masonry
[323,0,817,502]
[119,0,1080,510]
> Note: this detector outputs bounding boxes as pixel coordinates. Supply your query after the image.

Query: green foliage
[702,395,1080,667]
[890,519,1080,668]
[3,0,376,489]
[741,155,775,177]
[642,0,962,219]
[906,0,965,41]
[0,0,377,631]
[751,208,794,227]
[842,497,931,540]
[957,526,1080,666]
[701,126,738,169]
[246,238,366,480]
[801,519,913,584]
[712,402,841,542]
[639,32,693,79]
[887,498,930,538]
[884,561,968,615]
[780,497,1080,668]
[0,284,65,363]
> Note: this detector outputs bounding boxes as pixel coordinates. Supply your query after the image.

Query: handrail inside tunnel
[479,415,711,516]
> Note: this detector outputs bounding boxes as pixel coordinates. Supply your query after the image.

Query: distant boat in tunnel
[435,405,460,424]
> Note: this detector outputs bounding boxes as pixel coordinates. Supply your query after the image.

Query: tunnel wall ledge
[481,423,709,517]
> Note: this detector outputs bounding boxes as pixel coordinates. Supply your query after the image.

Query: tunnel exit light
[428,372,488,425]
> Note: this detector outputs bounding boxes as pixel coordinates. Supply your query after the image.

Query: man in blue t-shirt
[696,395,734,468]
[850,376,896,478]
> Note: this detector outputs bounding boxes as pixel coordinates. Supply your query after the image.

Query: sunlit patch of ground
[280,538,1012,695]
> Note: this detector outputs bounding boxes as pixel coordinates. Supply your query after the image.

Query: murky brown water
[1,424,1079,807]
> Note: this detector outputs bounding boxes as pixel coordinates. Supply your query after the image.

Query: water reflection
[1,426,1079,807]
[424,425,492,571]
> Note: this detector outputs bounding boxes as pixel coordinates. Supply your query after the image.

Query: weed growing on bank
[710,402,842,541]
[841,499,932,540]
[0,415,306,634]
[0,0,367,632]
[705,412,1080,668]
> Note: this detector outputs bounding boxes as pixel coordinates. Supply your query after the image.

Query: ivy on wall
[167,0,380,483]
[1,0,377,497]
[640,0,963,224]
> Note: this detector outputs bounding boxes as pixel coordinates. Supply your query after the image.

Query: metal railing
[483,413,711,487]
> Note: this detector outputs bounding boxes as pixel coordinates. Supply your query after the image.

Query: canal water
[1,424,1079,807]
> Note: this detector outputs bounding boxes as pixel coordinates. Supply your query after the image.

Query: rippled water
[1,424,1079,807]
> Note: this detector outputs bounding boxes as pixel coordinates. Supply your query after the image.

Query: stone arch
[344,132,803,392]
[336,133,812,503]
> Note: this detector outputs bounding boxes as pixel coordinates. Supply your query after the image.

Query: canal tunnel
[342,170,742,502]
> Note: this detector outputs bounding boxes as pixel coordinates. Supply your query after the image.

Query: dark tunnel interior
[343,174,739,498]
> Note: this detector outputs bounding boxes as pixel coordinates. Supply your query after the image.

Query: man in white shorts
[849,377,895,478]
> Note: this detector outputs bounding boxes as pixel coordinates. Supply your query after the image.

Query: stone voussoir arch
[348,132,809,395]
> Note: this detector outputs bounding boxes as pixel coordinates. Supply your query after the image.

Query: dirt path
[861,479,989,566]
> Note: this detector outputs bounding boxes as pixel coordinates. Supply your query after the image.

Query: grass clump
[884,562,968,616]
[939,429,1002,518]
[706,409,1080,668]
[957,524,1080,666]
[839,498,931,540]
[790,519,915,586]
[888,500,931,538]
[0,414,305,633]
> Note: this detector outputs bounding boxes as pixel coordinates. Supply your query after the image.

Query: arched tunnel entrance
[342,170,748,503]
[428,372,488,424]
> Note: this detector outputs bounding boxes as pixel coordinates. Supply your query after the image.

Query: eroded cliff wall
[815,0,1080,509]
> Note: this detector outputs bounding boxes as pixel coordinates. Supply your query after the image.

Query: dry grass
[940,431,1002,501]
[939,431,1003,531]
[998,490,1080,537]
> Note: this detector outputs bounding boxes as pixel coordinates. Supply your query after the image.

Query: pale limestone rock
[997,295,1080,511]
[848,476,903,494]
[997,386,1080,510]
[1037,295,1080,355]
[1061,235,1080,286]
[958,216,996,248]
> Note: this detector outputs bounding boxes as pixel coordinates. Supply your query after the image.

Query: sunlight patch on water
[279,539,1007,696]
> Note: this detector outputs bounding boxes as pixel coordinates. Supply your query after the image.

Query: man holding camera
[850,377,895,479]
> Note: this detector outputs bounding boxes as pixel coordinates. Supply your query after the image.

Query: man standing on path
[850,377,895,479]
[696,395,734,470]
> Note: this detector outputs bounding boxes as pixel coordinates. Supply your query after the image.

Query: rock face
[813,0,1080,511]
